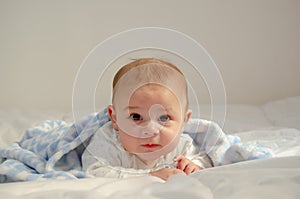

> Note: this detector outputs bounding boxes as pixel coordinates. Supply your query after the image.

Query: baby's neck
[137,156,158,167]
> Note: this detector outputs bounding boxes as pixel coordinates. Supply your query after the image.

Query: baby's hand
[149,167,184,180]
[173,155,201,175]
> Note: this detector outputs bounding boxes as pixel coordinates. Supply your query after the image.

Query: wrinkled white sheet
[0,128,299,199]
[236,128,300,157]
[191,156,300,199]
[0,156,299,199]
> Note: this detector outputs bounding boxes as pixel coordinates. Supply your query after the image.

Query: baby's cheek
[160,128,180,145]
[119,132,137,150]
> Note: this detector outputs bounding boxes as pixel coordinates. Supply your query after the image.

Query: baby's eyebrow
[124,105,174,112]
[124,106,140,110]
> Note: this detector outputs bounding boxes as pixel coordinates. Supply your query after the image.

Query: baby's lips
[141,143,161,148]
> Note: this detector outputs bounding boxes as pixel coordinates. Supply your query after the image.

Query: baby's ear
[184,109,192,124]
[108,105,119,131]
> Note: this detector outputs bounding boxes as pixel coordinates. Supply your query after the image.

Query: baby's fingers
[173,154,184,162]
[175,157,189,171]
[173,155,201,174]
[184,164,199,174]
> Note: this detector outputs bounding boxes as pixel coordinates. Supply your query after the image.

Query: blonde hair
[112,58,189,109]
[113,58,184,89]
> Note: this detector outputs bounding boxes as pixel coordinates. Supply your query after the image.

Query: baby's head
[108,58,192,162]
[111,58,189,109]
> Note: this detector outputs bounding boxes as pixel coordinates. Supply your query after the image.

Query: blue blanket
[0,109,273,182]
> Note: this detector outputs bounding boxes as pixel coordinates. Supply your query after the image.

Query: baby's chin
[135,141,179,162]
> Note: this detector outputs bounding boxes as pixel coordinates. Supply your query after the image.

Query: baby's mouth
[141,143,161,149]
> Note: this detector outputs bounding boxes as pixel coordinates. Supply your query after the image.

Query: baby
[82,58,212,180]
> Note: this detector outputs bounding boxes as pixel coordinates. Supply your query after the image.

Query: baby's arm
[149,155,202,179]
[148,167,184,180]
[86,161,151,178]
[87,161,184,180]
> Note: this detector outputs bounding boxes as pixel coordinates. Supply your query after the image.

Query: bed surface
[0,157,299,199]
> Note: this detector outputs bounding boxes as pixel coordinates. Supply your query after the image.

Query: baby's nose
[142,127,159,137]
[141,121,160,138]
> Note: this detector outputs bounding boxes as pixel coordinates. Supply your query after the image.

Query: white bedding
[0,96,300,198]
[0,157,299,199]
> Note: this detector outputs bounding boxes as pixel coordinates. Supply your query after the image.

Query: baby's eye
[159,115,170,122]
[130,113,143,121]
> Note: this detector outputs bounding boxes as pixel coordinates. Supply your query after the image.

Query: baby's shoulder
[179,133,194,146]
[93,121,118,142]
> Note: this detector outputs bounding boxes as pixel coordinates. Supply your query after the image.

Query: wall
[0,0,299,112]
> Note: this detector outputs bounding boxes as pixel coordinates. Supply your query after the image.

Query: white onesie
[82,121,212,178]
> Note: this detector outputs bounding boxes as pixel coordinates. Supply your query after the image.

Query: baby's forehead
[129,84,182,105]
[134,83,173,91]
[114,62,184,88]
[130,83,178,97]
[112,62,188,110]
[114,59,182,82]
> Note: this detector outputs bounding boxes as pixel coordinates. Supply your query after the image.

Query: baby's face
[113,84,189,161]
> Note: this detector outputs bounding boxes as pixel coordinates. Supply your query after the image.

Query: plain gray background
[1,0,299,112]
